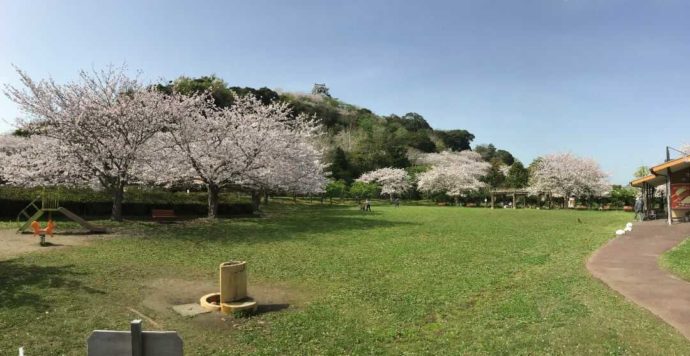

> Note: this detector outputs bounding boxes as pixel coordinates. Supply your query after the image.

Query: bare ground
[0,228,109,261]
[140,277,311,329]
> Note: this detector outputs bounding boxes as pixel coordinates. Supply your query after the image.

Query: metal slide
[56,207,107,233]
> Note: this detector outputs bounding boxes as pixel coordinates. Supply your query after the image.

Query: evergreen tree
[482,159,506,188]
[505,161,529,188]
[330,147,354,183]
[495,149,515,166]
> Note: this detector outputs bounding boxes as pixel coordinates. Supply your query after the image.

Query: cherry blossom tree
[416,151,490,202]
[0,134,27,184]
[655,183,667,198]
[528,152,610,200]
[238,135,328,210]
[499,164,511,177]
[0,134,92,187]
[141,93,327,217]
[0,134,34,184]
[357,167,411,200]
[4,66,198,221]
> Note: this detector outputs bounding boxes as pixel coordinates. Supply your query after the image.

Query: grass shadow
[255,303,290,315]
[143,205,418,245]
[0,260,104,310]
[38,242,64,247]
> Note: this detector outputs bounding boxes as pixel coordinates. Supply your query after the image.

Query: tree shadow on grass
[255,303,290,315]
[0,260,104,311]
[142,205,418,245]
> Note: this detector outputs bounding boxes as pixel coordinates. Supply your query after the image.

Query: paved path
[588,220,690,339]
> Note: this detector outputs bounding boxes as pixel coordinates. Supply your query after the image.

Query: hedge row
[0,186,242,205]
[0,199,254,219]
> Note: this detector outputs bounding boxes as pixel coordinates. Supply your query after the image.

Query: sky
[1,0,690,184]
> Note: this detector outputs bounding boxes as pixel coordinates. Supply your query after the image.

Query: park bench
[152,209,177,223]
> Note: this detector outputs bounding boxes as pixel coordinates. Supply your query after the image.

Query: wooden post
[131,320,143,356]
[667,169,672,225]
[641,184,644,216]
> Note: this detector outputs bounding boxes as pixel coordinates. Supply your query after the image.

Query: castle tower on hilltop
[311,83,331,97]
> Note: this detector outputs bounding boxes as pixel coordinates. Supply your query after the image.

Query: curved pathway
[588,220,690,339]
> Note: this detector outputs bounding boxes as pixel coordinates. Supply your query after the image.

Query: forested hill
[157,76,518,184]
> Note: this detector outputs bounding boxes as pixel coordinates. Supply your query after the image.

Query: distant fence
[0,199,254,219]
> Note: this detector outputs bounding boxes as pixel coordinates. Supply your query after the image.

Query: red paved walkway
[588,220,690,339]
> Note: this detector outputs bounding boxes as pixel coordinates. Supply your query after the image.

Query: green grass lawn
[2,204,689,354]
[661,239,690,281]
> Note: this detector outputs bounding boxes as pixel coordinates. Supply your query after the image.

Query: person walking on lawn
[634,196,645,221]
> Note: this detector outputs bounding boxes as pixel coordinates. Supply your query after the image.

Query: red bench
[152,209,177,223]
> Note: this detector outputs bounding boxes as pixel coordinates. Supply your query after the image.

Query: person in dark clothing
[365,199,371,212]
[634,196,644,221]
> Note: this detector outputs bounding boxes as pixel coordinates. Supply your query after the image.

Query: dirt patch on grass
[141,277,311,329]
[142,278,217,314]
[0,228,110,261]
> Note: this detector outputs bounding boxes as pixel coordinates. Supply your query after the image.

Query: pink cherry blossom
[357,167,411,198]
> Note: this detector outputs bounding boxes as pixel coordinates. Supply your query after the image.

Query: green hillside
[157,76,516,185]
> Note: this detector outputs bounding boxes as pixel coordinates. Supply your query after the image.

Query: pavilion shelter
[631,154,690,224]
[489,189,529,209]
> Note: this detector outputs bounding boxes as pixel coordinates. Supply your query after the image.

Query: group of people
[360,199,372,212]
[360,197,401,212]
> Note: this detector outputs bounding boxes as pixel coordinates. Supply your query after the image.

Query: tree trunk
[111,183,125,222]
[263,192,269,205]
[207,184,220,219]
[251,191,261,211]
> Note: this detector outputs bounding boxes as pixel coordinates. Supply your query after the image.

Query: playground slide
[57,207,107,233]
[17,210,45,233]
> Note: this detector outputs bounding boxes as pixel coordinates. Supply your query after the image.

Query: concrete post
[219,261,248,303]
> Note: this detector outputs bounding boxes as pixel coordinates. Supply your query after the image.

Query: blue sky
[2,0,689,184]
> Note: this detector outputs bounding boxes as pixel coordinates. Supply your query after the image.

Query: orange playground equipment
[30,219,56,246]
[17,190,106,234]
